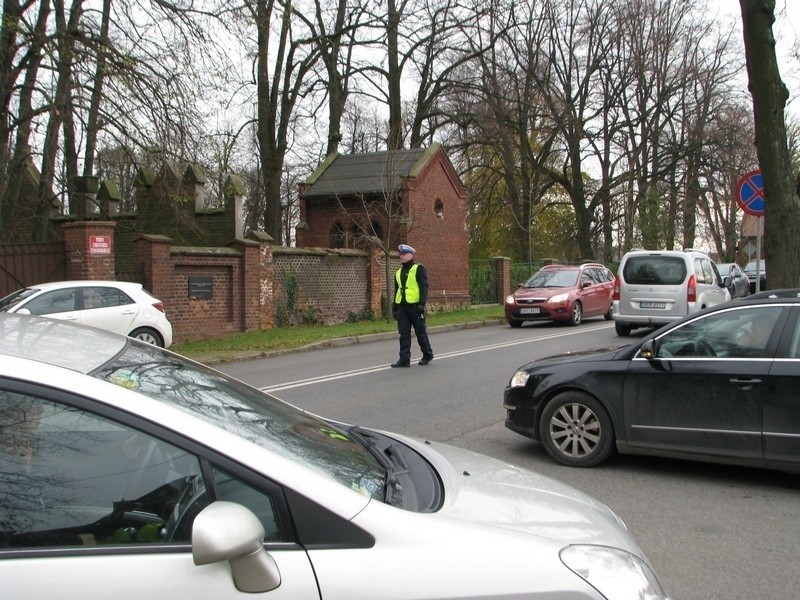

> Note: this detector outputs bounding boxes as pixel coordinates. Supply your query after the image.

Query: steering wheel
[696,339,717,357]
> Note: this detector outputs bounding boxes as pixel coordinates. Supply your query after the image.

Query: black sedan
[503,293,800,472]
[744,259,767,293]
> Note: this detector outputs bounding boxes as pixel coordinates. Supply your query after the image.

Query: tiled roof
[302,147,436,198]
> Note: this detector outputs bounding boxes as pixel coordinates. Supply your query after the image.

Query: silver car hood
[399,434,644,557]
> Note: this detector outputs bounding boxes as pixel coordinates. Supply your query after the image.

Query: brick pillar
[133,234,173,301]
[248,231,275,329]
[230,238,263,331]
[368,247,385,315]
[61,221,116,280]
[491,256,511,304]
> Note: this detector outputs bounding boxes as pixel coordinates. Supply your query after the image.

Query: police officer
[391,244,434,367]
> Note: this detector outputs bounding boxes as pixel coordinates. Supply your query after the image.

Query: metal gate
[0,242,66,298]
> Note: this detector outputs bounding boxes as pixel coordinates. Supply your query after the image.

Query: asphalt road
[218,318,800,600]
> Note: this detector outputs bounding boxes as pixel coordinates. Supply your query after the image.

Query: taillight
[152,301,166,313]
[613,274,620,301]
[687,274,696,303]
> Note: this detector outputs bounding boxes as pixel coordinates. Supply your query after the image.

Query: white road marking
[259,323,614,393]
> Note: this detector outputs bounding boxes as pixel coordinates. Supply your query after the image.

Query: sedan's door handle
[730,378,762,390]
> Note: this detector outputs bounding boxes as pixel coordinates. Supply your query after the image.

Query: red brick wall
[273,247,371,324]
[404,151,470,309]
[135,235,266,344]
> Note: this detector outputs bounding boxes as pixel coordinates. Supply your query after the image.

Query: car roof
[540,263,605,270]
[20,280,143,290]
[744,288,800,300]
[734,292,800,304]
[621,249,709,259]
[0,313,129,372]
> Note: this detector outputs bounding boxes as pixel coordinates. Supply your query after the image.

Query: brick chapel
[296,144,470,309]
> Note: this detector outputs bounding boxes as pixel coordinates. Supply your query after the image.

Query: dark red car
[505,263,615,327]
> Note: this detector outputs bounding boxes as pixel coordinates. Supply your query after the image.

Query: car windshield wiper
[348,426,408,507]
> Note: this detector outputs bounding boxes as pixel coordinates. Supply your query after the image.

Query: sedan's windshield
[0,288,38,312]
[524,269,579,288]
[92,344,388,501]
[745,261,766,273]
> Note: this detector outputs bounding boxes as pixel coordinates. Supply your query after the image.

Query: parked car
[0,313,668,600]
[505,263,615,327]
[0,280,172,347]
[744,259,767,293]
[504,293,800,471]
[716,262,750,299]
[612,249,730,336]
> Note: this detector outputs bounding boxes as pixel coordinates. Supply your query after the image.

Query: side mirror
[192,501,281,593]
[640,339,656,360]
[518,282,524,288]
[582,281,591,288]
[722,275,731,288]
[16,308,31,315]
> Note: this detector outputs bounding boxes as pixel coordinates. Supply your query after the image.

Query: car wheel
[539,392,615,467]
[567,302,582,326]
[604,304,613,320]
[130,327,165,347]
[508,320,523,328]
[615,322,632,336]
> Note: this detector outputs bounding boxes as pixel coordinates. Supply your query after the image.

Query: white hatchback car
[0,280,172,347]
[0,314,668,600]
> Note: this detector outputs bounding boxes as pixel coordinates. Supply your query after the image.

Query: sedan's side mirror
[640,339,656,360]
[192,501,281,593]
[722,275,731,289]
[15,308,31,315]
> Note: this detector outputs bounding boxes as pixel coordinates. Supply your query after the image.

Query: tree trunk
[739,0,800,288]
[386,0,403,150]
[83,0,111,177]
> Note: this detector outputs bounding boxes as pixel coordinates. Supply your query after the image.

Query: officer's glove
[418,304,426,319]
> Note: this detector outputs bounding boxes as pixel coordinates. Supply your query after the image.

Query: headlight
[548,293,570,303]
[509,370,529,388]
[560,545,669,600]
[505,294,515,304]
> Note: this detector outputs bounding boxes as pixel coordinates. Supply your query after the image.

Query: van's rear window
[623,256,687,285]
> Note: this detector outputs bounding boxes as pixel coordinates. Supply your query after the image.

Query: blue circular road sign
[736,169,765,216]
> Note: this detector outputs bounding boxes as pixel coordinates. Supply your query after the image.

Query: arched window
[371,221,383,241]
[349,225,362,248]
[434,198,445,219]
[330,222,345,248]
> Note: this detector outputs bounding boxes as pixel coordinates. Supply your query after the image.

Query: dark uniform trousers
[396,304,433,363]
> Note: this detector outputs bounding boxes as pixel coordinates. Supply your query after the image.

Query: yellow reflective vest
[395,263,421,304]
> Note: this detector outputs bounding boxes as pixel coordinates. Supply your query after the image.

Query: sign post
[736,169,765,292]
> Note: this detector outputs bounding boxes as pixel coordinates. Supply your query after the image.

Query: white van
[612,249,730,335]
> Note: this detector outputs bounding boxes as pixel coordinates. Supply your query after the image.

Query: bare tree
[535,0,620,260]
[249,0,320,241]
[447,0,561,262]
[698,103,758,261]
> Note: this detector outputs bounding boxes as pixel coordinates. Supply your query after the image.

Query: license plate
[520,307,542,314]
[639,301,666,309]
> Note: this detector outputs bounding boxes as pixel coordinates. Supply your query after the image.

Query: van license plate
[520,308,542,314]
[640,301,666,309]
